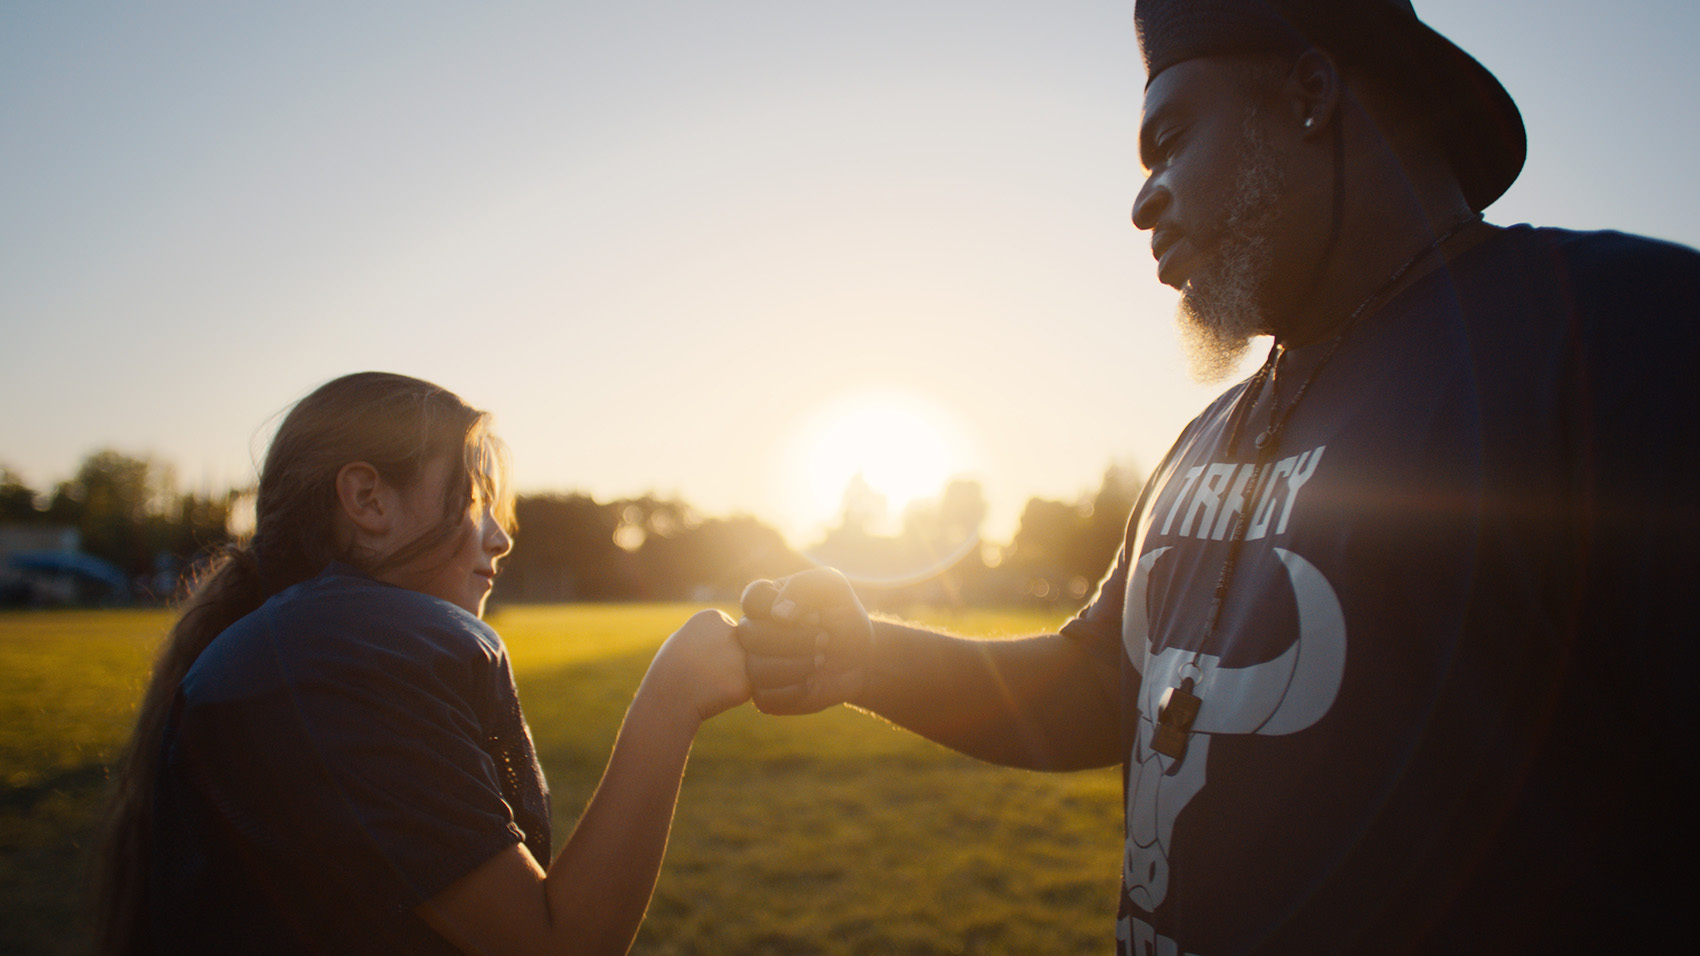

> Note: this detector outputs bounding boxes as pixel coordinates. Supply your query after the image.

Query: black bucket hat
[1135,0,1525,212]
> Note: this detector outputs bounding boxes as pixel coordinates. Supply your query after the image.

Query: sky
[3,0,1697,546]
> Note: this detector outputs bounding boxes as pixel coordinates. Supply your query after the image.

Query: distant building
[0,525,129,606]
[0,526,80,556]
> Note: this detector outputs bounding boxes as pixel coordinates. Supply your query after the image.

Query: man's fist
[736,569,872,714]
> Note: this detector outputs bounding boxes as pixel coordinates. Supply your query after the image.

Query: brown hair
[88,371,513,955]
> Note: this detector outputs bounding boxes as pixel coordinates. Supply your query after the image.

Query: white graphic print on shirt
[1117,442,1346,954]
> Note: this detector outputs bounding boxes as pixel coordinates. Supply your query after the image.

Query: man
[738,1,1699,952]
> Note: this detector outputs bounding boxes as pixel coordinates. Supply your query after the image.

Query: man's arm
[859,620,1124,770]
[738,571,1123,771]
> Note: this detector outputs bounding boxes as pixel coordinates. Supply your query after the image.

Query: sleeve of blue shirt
[168,571,529,935]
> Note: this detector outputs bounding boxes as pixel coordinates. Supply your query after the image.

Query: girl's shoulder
[184,564,506,702]
[286,563,501,651]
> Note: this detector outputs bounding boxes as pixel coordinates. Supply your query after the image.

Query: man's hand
[736,568,872,714]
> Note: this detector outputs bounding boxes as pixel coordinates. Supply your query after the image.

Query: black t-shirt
[1063,226,1700,954]
[148,564,551,954]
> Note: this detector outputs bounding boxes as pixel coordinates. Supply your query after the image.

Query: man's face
[1134,58,1294,380]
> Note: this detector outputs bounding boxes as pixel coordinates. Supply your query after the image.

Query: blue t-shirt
[148,564,551,954]
[1062,226,1700,954]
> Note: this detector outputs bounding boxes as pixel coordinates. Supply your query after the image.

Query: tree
[1002,464,1144,605]
[496,492,805,602]
[18,451,232,596]
[47,451,160,571]
[500,493,632,601]
[0,468,45,523]
[801,477,994,609]
[893,478,994,606]
[1081,462,1143,580]
[637,514,807,600]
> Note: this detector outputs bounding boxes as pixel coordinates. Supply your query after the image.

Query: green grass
[1,604,1122,955]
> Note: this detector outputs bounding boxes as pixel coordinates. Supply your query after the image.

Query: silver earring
[1304,117,1315,130]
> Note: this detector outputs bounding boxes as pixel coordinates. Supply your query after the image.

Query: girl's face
[376,454,513,618]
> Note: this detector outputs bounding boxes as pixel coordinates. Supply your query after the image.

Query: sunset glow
[2,1,1696,550]
[777,386,981,539]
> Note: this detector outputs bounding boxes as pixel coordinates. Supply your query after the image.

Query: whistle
[1152,677,1201,760]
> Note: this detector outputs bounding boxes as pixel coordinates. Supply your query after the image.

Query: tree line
[2,451,1143,610]
[2,453,237,602]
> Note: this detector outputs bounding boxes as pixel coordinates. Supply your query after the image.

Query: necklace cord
[1198,210,1483,652]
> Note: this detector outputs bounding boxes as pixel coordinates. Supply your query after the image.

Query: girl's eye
[1153,130,1181,163]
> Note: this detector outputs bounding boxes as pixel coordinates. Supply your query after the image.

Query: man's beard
[1177,117,1286,383]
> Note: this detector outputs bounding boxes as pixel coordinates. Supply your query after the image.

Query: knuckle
[683,608,733,636]
[740,579,778,617]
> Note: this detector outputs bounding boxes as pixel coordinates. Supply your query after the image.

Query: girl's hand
[644,609,751,726]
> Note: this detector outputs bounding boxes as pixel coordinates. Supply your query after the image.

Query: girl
[92,372,748,955]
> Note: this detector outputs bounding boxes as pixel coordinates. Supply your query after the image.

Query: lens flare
[776,385,980,539]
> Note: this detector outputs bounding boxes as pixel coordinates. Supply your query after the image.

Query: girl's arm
[416,609,747,956]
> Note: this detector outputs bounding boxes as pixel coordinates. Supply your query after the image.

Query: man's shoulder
[1519,224,1697,255]
[1498,224,1700,286]
[1458,225,1700,346]
[1483,225,1700,423]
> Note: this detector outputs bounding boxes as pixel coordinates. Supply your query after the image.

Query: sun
[776,385,979,537]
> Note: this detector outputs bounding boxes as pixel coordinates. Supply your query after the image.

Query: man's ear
[335,462,393,537]
[1288,48,1344,138]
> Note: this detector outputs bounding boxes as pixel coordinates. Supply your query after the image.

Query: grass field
[1,604,1123,955]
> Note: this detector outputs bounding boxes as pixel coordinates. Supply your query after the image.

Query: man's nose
[1132,176,1166,231]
